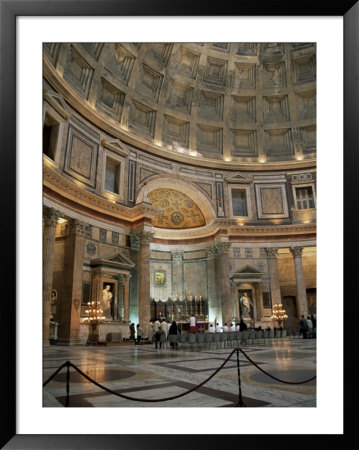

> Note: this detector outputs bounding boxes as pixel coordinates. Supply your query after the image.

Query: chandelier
[270,303,288,327]
[84,301,105,344]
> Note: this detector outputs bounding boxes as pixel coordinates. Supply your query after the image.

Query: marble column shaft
[138,231,154,337]
[207,248,221,323]
[171,252,183,297]
[256,283,264,320]
[59,219,86,345]
[290,247,308,317]
[265,248,282,306]
[43,207,61,344]
[217,242,233,325]
[123,274,130,322]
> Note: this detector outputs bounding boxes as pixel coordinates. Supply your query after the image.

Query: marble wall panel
[183,260,207,297]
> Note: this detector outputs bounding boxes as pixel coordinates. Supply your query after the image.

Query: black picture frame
[1,0,356,448]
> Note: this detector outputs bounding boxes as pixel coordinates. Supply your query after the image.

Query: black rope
[43,346,316,407]
[237,348,316,384]
[65,361,70,407]
[65,349,237,402]
[235,348,246,407]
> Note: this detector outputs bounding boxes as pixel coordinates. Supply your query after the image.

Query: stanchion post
[236,348,245,407]
[65,361,70,407]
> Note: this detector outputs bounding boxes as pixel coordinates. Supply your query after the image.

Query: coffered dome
[43,42,316,167]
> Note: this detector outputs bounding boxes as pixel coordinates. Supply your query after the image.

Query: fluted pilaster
[290,246,308,317]
[43,207,61,345]
[138,231,155,336]
[265,247,282,306]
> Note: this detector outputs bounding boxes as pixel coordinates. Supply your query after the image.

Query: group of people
[129,322,144,344]
[299,314,316,337]
[209,319,248,333]
[148,318,179,349]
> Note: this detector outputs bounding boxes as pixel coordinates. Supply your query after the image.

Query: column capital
[265,247,278,258]
[172,252,183,261]
[138,231,155,245]
[290,246,304,258]
[67,218,86,236]
[217,242,232,255]
[43,207,61,227]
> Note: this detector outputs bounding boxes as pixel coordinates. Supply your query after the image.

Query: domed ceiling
[44,42,316,164]
[147,189,205,229]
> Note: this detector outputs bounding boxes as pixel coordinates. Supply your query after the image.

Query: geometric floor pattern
[43,337,316,408]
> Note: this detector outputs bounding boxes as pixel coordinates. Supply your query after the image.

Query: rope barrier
[43,346,316,407]
[237,348,317,384]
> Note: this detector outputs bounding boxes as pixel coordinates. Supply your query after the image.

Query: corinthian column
[43,207,61,345]
[123,274,130,323]
[265,248,282,306]
[217,241,233,325]
[58,218,86,345]
[138,231,154,337]
[290,246,308,317]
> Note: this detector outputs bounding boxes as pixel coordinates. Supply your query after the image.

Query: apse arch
[136,175,217,225]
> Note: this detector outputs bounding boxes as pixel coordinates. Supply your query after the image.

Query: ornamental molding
[43,164,161,221]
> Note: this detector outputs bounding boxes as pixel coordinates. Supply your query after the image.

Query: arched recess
[135,175,217,225]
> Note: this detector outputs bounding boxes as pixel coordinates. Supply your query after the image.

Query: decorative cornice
[43,164,162,222]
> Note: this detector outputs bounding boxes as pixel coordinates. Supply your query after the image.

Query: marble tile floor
[43,337,316,408]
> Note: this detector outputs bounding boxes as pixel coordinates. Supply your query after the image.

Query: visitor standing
[161,318,168,337]
[189,314,196,333]
[136,324,143,345]
[148,320,154,343]
[239,318,247,331]
[169,320,179,349]
[299,315,308,337]
[129,323,135,340]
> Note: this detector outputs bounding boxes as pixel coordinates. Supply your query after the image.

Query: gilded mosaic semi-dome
[43,42,316,167]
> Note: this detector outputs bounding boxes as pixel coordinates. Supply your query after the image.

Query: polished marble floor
[43,337,316,408]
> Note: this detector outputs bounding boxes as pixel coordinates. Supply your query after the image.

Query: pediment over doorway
[90,252,135,272]
[237,265,262,274]
[231,265,264,282]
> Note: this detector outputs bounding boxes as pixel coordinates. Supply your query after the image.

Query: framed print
[1,0,357,448]
[154,270,166,287]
